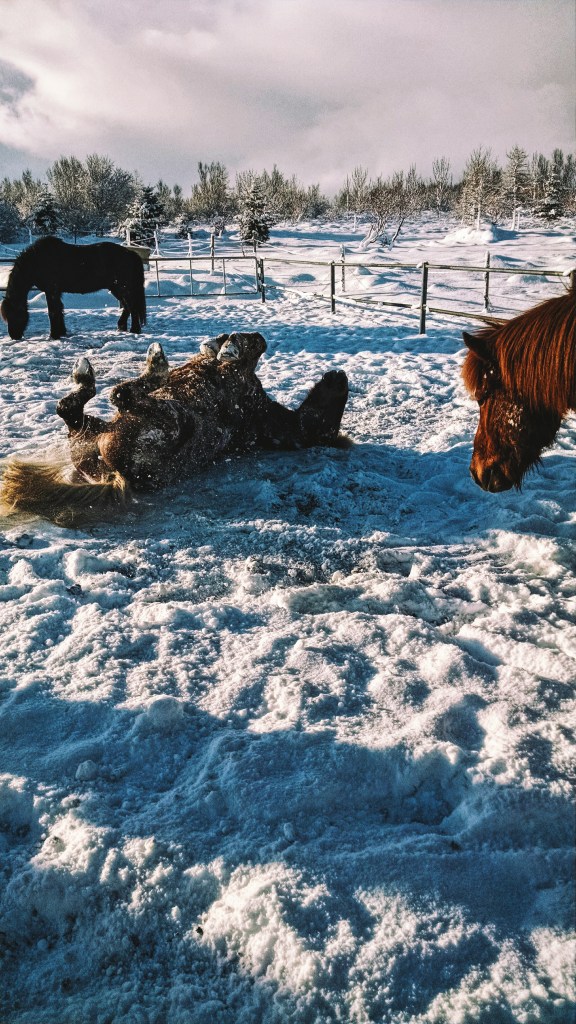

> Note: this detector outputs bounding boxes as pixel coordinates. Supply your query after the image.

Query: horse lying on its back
[1,332,349,523]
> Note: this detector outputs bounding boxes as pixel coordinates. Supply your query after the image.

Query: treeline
[0,146,574,246]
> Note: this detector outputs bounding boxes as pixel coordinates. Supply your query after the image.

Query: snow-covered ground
[0,218,574,1023]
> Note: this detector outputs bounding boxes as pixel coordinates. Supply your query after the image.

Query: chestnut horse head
[462,280,576,492]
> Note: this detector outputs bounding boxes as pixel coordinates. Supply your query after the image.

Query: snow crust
[0,217,574,1023]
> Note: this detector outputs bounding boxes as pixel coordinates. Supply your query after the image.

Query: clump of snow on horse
[1,332,349,524]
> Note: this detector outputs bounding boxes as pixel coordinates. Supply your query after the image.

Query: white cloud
[0,0,574,190]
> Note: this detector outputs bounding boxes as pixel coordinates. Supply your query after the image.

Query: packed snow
[0,217,574,1023]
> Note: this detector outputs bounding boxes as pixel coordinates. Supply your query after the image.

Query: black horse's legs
[129,306,142,334]
[109,342,170,413]
[46,292,67,339]
[111,288,140,333]
[117,305,129,331]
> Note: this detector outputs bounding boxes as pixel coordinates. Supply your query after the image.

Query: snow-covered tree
[502,146,530,226]
[84,154,136,235]
[155,180,185,225]
[361,166,425,247]
[187,162,235,229]
[529,152,549,211]
[29,189,59,235]
[537,162,565,220]
[1,170,44,225]
[300,183,330,220]
[333,166,370,218]
[430,157,453,216]
[237,176,270,244]
[458,147,502,226]
[0,199,20,242]
[47,156,91,240]
[123,186,164,246]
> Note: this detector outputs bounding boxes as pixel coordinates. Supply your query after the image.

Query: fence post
[419,262,428,334]
[210,232,215,272]
[259,258,266,302]
[222,258,227,295]
[330,262,336,313]
[483,251,491,311]
[341,245,346,292]
[155,258,161,297]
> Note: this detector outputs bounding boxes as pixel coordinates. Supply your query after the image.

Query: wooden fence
[1,248,573,335]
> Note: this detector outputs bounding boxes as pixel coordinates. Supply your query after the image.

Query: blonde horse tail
[0,456,131,526]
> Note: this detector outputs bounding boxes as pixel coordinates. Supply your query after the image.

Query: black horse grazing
[1,332,349,523]
[1,236,147,340]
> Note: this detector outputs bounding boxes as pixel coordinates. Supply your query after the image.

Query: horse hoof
[145,342,168,376]
[320,369,348,394]
[200,334,229,358]
[218,335,241,362]
[72,357,95,387]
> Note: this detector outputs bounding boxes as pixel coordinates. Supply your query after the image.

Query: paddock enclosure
[0,218,574,1024]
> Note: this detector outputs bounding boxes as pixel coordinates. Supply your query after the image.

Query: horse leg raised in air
[0,236,146,340]
[56,333,348,490]
[462,276,576,491]
[1,332,348,522]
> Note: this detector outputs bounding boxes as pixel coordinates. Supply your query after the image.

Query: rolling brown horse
[462,276,576,491]
[1,332,349,523]
[1,237,146,340]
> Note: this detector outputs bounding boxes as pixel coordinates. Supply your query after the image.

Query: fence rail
[1,249,573,334]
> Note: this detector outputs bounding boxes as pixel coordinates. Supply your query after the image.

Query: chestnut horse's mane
[462,277,576,415]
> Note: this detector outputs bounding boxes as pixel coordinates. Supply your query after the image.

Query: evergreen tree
[123,186,164,246]
[562,154,576,214]
[0,199,21,243]
[237,177,270,244]
[155,179,184,225]
[29,189,59,235]
[301,183,330,220]
[529,153,549,211]
[1,170,44,224]
[502,146,530,226]
[537,163,565,220]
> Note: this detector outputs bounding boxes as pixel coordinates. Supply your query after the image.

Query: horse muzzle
[470,461,514,492]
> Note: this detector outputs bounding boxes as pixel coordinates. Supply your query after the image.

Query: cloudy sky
[0,0,574,193]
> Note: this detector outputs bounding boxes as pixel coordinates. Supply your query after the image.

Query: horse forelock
[461,327,497,398]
